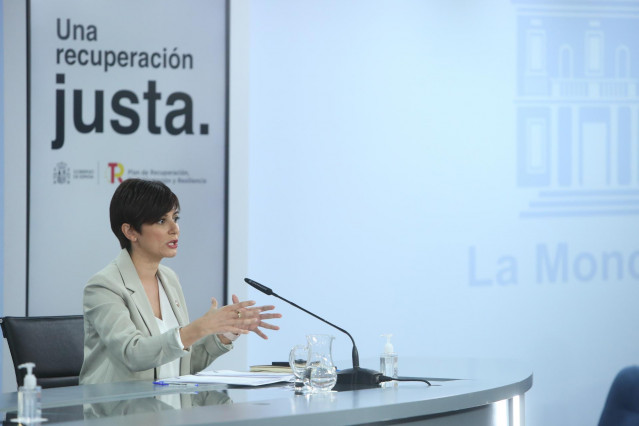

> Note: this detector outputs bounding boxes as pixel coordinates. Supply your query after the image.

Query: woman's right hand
[179,298,259,349]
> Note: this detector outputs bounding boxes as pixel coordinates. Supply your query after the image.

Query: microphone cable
[378,375,432,386]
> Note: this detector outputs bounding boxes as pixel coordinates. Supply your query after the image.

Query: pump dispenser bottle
[380,334,398,379]
[16,362,43,423]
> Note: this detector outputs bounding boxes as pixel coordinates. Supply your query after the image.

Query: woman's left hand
[232,294,282,339]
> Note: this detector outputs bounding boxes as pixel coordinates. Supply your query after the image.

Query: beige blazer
[79,249,231,384]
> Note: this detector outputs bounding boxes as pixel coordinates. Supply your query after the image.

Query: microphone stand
[244,278,382,388]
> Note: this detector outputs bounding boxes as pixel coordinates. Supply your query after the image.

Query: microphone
[244,277,382,388]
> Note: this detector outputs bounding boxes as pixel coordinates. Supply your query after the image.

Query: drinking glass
[289,344,309,392]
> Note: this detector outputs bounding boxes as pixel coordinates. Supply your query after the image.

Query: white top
[154,280,186,380]
[154,281,185,410]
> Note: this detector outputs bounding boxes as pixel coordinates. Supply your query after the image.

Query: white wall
[245,1,639,425]
[2,0,28,392]
[221,0,250,371]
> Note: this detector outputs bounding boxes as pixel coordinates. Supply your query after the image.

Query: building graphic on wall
[514,0,639,217]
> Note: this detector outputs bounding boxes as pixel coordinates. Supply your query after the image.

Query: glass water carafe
[306,334,337,392]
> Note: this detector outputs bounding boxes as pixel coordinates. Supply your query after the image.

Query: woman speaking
[79,178,280,384]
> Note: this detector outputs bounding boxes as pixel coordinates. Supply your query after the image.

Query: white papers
[161,370,295,386]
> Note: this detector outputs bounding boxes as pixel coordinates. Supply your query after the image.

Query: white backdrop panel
[247,1,639,425]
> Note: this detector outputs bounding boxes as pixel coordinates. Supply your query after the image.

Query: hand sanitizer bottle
[380,334,398,379]
[17,362,43,423]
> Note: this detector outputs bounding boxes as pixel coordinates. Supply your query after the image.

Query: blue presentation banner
[246,1,639,425]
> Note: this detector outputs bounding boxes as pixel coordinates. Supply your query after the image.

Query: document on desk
[160,370,295,386]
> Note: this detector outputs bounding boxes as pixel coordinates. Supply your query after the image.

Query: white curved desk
[0,358,532,425]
